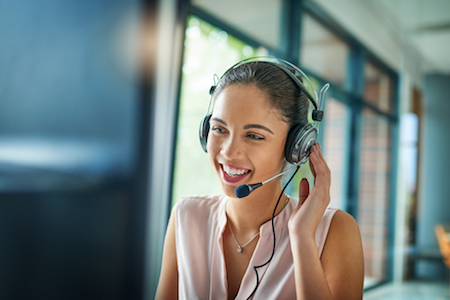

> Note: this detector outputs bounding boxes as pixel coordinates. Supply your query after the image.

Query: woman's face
[207,84,289,198]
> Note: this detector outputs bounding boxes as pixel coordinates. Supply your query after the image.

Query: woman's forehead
[214,85,274,110]
[212,85,288,127]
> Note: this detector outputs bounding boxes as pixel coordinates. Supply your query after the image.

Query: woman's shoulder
[319,208,359,236]
[320,209,361,251]
[316,208,361,256]
[317,207,341,229]
[173,195,227,237]
[328,209,360,236]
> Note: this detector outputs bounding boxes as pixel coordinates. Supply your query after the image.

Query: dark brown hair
[213,61,309,129]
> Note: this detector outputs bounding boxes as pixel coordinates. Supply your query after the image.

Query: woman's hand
[288,143,364,300]
[288,143,331,240]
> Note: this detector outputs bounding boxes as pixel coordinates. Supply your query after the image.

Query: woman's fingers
[309,152,317,177]
[309,144,323,175]
[309,143,331,195]
[310,144,329,178]
[298,178,309,205]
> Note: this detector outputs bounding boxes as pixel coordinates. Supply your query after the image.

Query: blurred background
[1,0,449,299]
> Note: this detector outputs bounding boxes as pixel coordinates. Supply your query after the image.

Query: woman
[156,58,364,299]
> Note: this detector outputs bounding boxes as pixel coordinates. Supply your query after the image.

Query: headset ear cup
[285,124,303,164]
[284,124,317,164]
[199,114,211,152]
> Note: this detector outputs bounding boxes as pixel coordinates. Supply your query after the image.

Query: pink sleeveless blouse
[174,195,339,299]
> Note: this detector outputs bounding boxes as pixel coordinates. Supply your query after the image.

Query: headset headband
[207,56,329,124]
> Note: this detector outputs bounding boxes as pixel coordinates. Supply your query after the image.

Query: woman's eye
[212,126,226,133]
[247,133,264,140]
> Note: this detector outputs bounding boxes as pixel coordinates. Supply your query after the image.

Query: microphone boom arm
[235,164,301,198]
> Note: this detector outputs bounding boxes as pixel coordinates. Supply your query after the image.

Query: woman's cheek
[207,134,218,153]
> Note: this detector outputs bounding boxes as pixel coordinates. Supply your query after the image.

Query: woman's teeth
[223,165,250,177]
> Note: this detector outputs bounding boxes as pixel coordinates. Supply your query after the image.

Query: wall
[416,74,450,278]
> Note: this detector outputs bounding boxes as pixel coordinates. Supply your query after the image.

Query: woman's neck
[225,181,287,234]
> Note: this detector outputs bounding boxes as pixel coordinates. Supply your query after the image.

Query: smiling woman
[156,57,364,300]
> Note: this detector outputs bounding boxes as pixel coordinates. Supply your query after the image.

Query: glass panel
[301,14,349,87]
[364,62,394,113]
[358,109,391,287]
[192,0,282,49]
[322,98,349,210]
[172,16,267,206]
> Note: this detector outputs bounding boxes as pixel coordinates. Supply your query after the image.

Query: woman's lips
[220,164,251,184]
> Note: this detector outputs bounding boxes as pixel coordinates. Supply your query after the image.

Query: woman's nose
[220,135,243,159]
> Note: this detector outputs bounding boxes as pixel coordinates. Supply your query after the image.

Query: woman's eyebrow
[211,117,274,135]
[211,117,227,125]
[243,124,274,135]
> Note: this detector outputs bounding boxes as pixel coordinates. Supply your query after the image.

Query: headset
[199,56,330,165]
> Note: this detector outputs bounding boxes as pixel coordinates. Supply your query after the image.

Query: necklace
[227,196,290,253]
[228,224,259,253]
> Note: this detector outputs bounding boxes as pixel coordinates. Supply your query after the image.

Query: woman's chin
[220,184,238,198]
[219,180,252,199]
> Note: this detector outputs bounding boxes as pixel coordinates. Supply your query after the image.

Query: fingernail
[318,143,321,151]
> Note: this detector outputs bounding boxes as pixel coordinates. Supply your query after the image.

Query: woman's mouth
[220,164,251,184]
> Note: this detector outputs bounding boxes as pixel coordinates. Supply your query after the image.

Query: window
[301,13,349,87]
[192,0,282,49]
[364,62,394,113]
[358,109,392,286]
[322,98,350,210]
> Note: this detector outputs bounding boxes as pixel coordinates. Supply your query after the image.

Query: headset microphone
[235,164,301,198]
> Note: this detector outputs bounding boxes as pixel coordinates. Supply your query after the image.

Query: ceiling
[193,0,450,75]
[371,0,450,74]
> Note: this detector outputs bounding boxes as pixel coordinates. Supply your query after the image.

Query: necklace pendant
[237,246,243,253]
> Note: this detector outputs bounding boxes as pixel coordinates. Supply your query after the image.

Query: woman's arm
[291,211,364,300]
[289,144,364,299]
[321,211,364,299]
[155,212,178,300]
